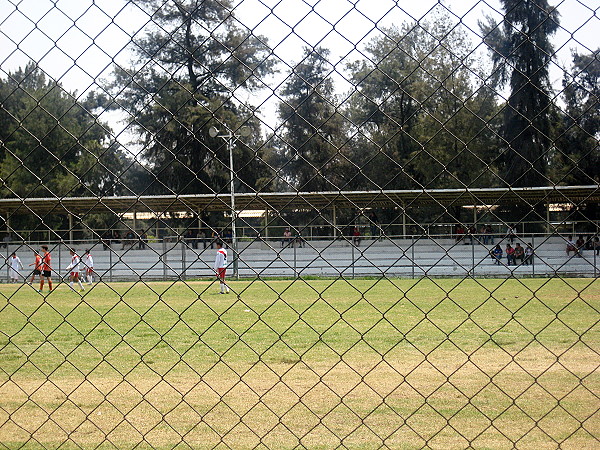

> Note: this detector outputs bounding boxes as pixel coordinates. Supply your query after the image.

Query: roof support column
[546,204,551,236]
[402,205,407,238]
[332,206,337,239]
[263,209,269,240]
[68,214,73,245]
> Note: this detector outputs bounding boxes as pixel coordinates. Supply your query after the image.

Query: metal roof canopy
[0,185,598,217]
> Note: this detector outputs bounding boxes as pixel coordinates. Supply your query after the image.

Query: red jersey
[34,254,42,270]
[42,252,51,272]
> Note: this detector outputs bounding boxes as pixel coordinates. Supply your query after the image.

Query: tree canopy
[0,62,120,199]
[480,0,560,187]
[109,0,275,196]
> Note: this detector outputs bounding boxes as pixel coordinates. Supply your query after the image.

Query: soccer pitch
[1,278,598,448]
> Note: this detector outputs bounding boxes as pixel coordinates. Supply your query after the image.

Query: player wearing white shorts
[83,249,94,284]
[66,249,85,292]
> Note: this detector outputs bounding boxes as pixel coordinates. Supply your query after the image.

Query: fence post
[352,240,355,279]
[532,235,535,276]
[58,244,62,285]
[181,240,186,281]
[471,235,475,277]
[411,235,415,279]
[162,239,167,281]
[594,240,596,278]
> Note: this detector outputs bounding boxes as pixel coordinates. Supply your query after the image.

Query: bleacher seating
[4,235,596,282]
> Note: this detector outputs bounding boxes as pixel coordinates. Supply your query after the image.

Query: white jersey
[9,256,23,280]
[214,248,228,270]
[67,254,81,273]
[10,256,23,271]
[84,253,93,269]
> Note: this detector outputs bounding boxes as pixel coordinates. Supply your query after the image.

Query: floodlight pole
[210,126,248,279]
[226,131,238,279]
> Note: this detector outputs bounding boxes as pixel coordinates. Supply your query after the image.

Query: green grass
[0,277,599,449]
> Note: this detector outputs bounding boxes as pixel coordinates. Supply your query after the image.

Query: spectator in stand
[467,225,477,244]
[507,224,517,243]
[122,230,134,250]
[102,230,111,250]
[368,211,379,239]
[485,224,495,245]
[576,235,585,257]
[282,228,292,248]
[455,224,465,243]
[514,242,525,264]
[524,243,534,265]
[491,244,503,264]
[353,226,361,246]
[138,231,148,250]
[594,237,600,256]
[505,243,516,265]
[566,236,577,257]
[294,231,304,248]
[185,229,196,249]
[224,229,233,245]
[480,225,488,245]
[112,230,121,246]
[198,229,207,249]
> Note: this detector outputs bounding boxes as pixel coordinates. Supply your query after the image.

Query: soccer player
[214,240,229,294]
[29,250,42,284]
[66,249,85,292]
[83,249,94,284]
[39,245,53,293]
[9,252,24,283]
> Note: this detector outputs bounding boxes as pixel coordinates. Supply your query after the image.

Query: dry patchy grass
[0,277,598,449]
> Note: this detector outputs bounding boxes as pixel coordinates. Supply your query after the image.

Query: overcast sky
[0,0,597,138]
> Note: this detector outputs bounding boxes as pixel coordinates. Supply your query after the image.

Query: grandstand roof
[0,185,598,216]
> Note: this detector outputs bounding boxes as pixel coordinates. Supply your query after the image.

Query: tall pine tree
[480,0,560,187]
[277,47,346,192]
[110,0,274,195]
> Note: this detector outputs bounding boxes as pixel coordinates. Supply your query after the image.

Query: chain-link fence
[1,0,599,448]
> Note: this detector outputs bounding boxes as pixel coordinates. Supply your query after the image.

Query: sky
[0,0,598,141]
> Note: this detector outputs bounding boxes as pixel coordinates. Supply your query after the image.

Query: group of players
[7,247,94,293]
[7,241,229,294]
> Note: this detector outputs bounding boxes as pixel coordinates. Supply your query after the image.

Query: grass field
[0,277,599,449]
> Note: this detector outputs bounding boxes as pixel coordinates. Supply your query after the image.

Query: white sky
[0,0,598,142]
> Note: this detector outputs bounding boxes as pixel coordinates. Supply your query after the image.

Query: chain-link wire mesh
[1,0,599,447]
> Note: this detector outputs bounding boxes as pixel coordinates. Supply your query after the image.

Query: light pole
[209,125,250,279]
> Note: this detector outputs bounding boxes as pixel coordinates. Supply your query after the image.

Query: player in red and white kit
[83,249,94,284]
[66,249,85,292]
[39,245,53,293]
[214,241,229,294]
[29,250,43,284]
